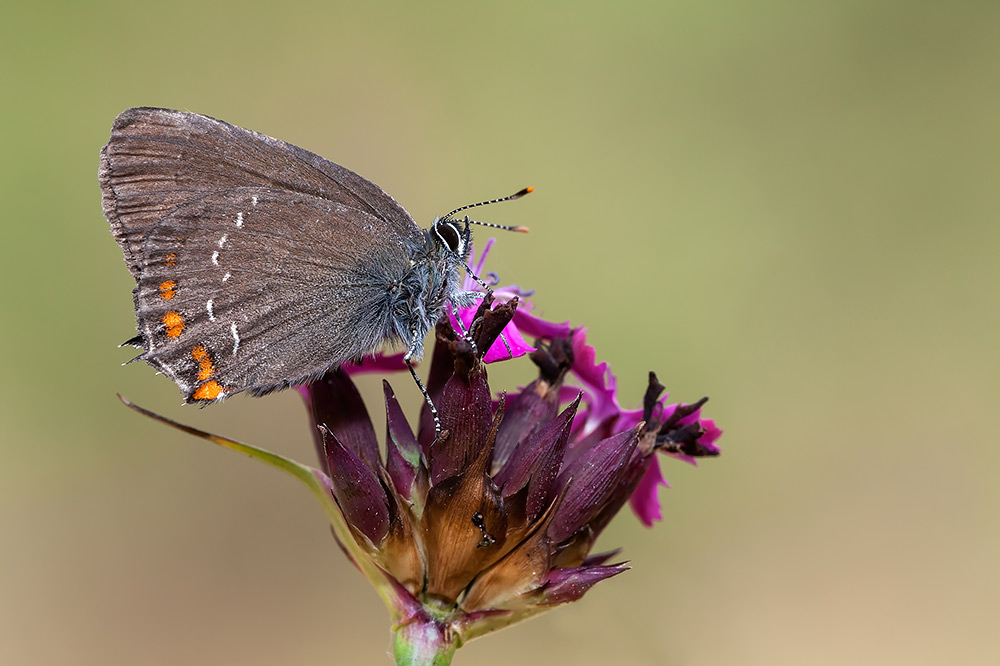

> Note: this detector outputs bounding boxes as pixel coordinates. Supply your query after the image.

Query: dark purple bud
[492,381,557,472]
[418,297,518,450]
[538,564,629,606]
[549,426,641,543]
[383,381,425,502]
[320,425,390,547]
[495,396,580,524]
[492,337,574,471]
[428,344,494,485]
[304,369,380,472]
[580,448,652,540]
[418,318,460,448]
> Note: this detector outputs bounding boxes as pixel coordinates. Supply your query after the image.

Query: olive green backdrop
[2,1,997,664]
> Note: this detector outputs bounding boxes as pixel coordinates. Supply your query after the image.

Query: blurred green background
[2,1,997,664]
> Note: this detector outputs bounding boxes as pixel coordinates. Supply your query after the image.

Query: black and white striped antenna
[439,186,533,232]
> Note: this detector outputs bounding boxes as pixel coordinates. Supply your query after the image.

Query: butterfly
[100,107,528,426]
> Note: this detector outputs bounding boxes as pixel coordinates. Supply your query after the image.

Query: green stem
[393,618,458,666]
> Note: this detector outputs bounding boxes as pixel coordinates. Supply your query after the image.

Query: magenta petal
[699,417,723,449]
[563,333,668,444]
[482,319,533,363]
[450,305,534,364]
[628,457,669,527]
[565,330,632,437]
[539,564,629,605]
[511,308,572,341]
[342,352,409,375]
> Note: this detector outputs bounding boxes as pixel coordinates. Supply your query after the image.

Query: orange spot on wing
[191,345,215,381]
[164,253,177,267]
[192,380,225,401]
[159,280,177,300]
[162,311,184,339]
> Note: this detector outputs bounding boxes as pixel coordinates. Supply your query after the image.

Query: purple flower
[121,245,722,664]
[293,294,721,661]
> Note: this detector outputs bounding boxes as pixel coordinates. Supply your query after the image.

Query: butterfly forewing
[100,107,422,278]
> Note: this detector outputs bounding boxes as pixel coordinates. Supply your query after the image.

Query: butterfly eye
[434,220,464,255]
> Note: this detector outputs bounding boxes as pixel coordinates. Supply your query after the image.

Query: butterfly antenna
[441,187,533,233]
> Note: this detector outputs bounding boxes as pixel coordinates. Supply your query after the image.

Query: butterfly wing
[99,108,426,400]
[100,107,423,278]
[131,187,417,400]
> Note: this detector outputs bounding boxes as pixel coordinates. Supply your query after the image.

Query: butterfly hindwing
[134,187,416,401]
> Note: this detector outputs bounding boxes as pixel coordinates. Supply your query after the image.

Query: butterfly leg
[498,330,514,359]
[405,351,442,438]
[450,309,479,356]
[463,262,496,295]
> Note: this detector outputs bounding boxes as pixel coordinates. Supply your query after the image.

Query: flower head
[122,241,722,664]
[298,289,721,660]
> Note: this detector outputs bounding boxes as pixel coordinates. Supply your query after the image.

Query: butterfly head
[431,216,472,263]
